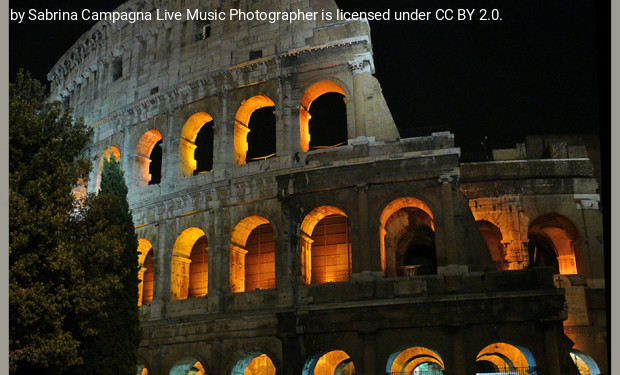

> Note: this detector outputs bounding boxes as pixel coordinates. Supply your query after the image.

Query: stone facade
[49,1,605,374]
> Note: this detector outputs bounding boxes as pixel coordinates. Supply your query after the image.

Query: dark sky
[9,0,609,156]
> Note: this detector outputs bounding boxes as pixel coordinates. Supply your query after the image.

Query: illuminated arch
[230,216,276,293]
[233,95,276,165]
[171,228,208,300]
[180,112,214,177]
[137,239,155,306]
[477,220,506,270]
[135,129,163,186]
[299,81,348,152]
[96,145,121,191]
[379,197,436,277]
[303,350,355,375]
[231,353,276,375]
[476,342,537,373]
[528,213,582,274]
[386,346,445,374]
[299,206,351,285]
[137,361,150,375]
[169,357,206,375]
[570,350,601,375]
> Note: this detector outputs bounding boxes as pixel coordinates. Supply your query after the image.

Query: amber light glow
[137,238,155,306]
[233,95,275,165]
[379,197,435,277]
[477,220,507,270]
[528,214,581,275]
[388,346,444,374]
[306,350,354,375]
[230,216,275,292]
[476,342,536,371]
[244,354,276,375]
[180,112,214,177]
[136,129,163,186]
[299,80,347,152]
[171,227,208,300]
[299,206,351,285]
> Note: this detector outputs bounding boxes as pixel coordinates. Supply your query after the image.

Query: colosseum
[47,0,606,374]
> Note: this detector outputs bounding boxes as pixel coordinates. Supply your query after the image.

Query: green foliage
[69,156,141,375]
[10,71,92,373]
[10,72,141,375]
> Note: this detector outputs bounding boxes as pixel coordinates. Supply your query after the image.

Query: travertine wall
[460,137,606,375]
[47,1,604,374]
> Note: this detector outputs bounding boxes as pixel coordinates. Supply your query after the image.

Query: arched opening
[528,214,582,275]
[150,140,163,183]
[300,81,348,152]
[386,346,445,375]
[188,235,209,298]
[234,96,276,165]
[171,228,208,300]
[246,107,276,162]
[477,220,506,270]
[303,350,355,375]
[180,112,215,177]
[230,217,276,293]
[299,206,352,285]
[570,350,601,375]
[231,353,276,375]
[136,129,163,186]
[137,363,149,375]
[137,239,155,306]
[169,357,206,375]
[476,342,537,374]
[193,122,215,175]
[96,145,121,191]
[379,198,435,277]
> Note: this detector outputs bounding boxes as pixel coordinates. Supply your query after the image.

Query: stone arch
[180,112,215,177]
[136,129,163,186]
[230,216,276,292]
[570,350,601,375]
[527,213,582,274]
[477,220,506,270]
[137,238,155,306]
[233,95,276,165]
[386,346,445,374]
[379,197,436,277]
[96,145,121,191]
[171,228,208,300]
[476,342,537,373]
[169,357,206,375]
[299,206,351,285]
[299,80,348,152]
[137,359,151,375]
[231,352,276,375]
[303,350,355,375]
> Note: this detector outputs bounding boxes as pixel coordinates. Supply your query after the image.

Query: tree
[10,72,141,375]
[68,155,141,375]
[9,71,93,373]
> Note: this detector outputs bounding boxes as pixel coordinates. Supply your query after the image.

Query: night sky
[9,0,609,156]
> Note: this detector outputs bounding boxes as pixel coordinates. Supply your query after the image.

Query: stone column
[348,57,371,139]
[354,183,371,274]
[438,174,459,272]
[229,244,248,293]
[299,232,313,285]
[137,265,147,306]
[209,207,225,312]
[362,330,377,374]
[545,327,562,375]
[170,255,191,300]
[452,329,467,375]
